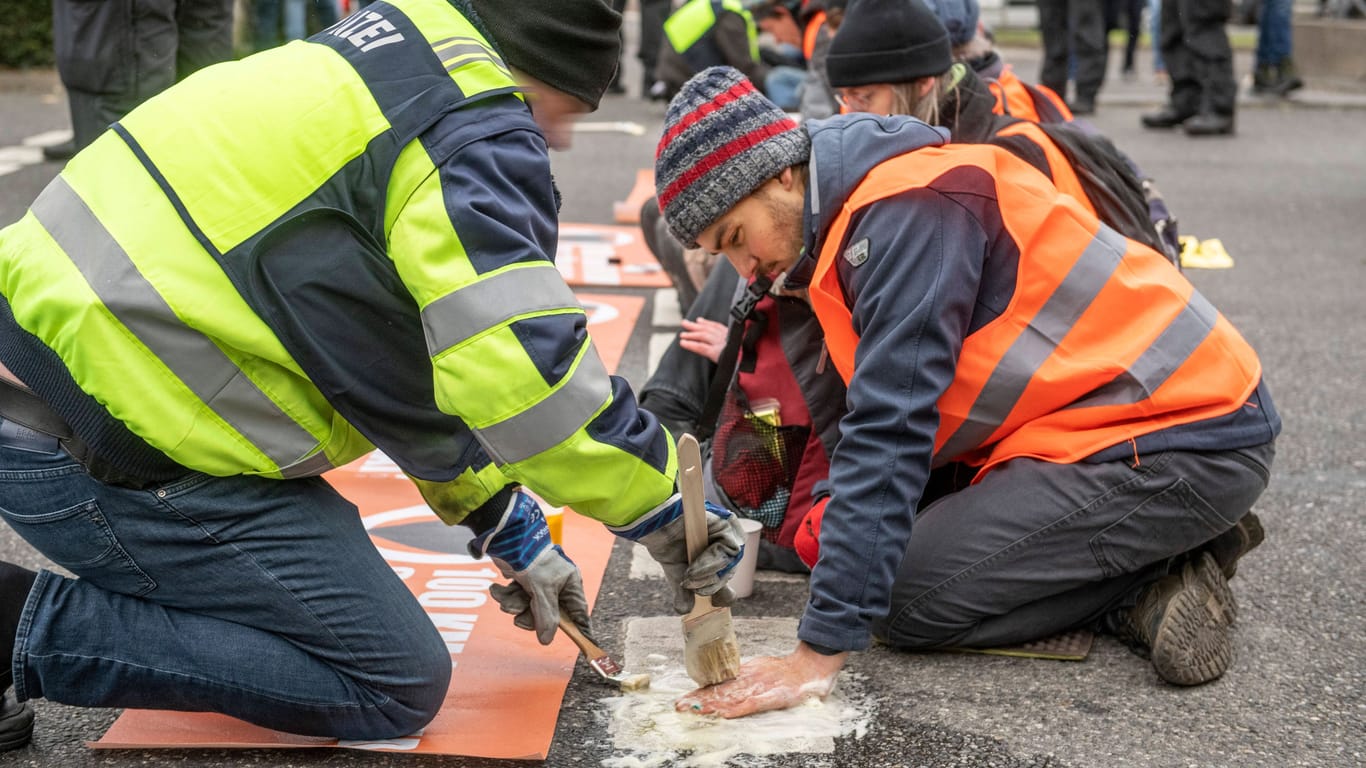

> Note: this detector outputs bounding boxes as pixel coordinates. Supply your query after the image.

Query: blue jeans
[1256,0,1295,65]
[1148,0,1166,72]
[284,0,310,41]
[0,433,450,739]
[255,0,339,49]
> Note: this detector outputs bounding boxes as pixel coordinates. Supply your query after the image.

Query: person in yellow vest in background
[0,0,747,748]
[653,67,1279,718]
[652,0,806,108]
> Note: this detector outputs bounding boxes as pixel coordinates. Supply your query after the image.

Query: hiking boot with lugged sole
[0,689,33,752]
[1124,552,1237,686]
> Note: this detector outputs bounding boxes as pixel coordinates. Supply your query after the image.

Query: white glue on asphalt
[600,617,869,767]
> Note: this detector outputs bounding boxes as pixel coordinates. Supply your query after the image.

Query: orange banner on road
[93,292,645,758]
[557,223,671,288]
[94,496,614,758]
[578,291,644,371]
[612,168,655,224]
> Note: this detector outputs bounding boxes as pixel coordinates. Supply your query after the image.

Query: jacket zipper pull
[816,341,828,375]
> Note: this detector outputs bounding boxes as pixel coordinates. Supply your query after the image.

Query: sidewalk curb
[995,45,1366,111]
[1098,90,1366,110]
[0,68,61,95]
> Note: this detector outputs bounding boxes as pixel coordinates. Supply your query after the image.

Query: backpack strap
[694,274,772,442]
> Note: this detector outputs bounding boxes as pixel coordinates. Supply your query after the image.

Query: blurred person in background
[44,0,235,161]
[1141,0,1237,135]
[652,0,805,108]
[1251,0,1303,96]
[796,0,846,121]
[254,0,340,52]
[1035,0,1107,114]
[826,0,1164,256]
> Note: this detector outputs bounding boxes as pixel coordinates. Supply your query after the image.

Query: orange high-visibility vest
[994,121,1097,217]
[802,10,827,61]
[987,66,1073,123]
[808,144,1262,472]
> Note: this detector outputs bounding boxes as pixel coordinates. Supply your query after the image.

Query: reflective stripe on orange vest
[802,11,826,61]
[808,144,1262,471]
[994,121,1097,217]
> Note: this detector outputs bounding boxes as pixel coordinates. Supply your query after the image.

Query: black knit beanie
[825,0,953,88]
[460,0,622,110]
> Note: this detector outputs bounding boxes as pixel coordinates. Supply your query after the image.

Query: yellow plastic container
[545,507,564,545]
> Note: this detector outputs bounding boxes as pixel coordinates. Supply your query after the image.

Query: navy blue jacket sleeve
[798,187,987,651]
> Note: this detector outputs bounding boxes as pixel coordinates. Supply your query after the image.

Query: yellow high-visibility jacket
[0,0,675,525]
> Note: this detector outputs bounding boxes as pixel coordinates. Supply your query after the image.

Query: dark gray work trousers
[52,0,234,150]
[1036,0,1109,103]
[1158,0,1237,117]
[873,442,1275,649]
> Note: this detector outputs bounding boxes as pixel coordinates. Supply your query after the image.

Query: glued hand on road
[675,642,848,718]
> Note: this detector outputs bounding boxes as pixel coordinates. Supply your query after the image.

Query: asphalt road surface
[0,36,1363,768]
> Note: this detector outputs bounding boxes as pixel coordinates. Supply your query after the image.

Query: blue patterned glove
[608,493,746,614]
[469,491,590,644]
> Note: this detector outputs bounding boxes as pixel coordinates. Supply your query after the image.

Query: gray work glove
[607,492,747,614]
[469,491,591,644]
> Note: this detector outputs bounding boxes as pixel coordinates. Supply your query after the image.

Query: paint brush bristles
[678,434,742,687]
[683,605,742,686]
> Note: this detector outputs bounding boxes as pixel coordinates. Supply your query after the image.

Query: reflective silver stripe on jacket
[473,345,612,465]
[421,265,583,356]
[936,225,1131,462]
[432,36,512,78]
[1065,290,1219,411]
[30,177,331,477]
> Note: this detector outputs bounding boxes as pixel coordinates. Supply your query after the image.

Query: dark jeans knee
[344,624,452,739]
[385,635,452,737]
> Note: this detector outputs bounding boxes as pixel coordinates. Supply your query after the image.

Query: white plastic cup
[729,518,764,599]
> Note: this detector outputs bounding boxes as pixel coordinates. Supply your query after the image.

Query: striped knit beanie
[655,67,811,248]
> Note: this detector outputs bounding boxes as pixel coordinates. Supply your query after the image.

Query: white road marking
[647,331,674,374]
[571,121,646,136]
[0,130,70,177]
[22,130,72,148]
[652,287,681,327]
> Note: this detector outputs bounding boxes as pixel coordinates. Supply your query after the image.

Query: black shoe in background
[1274,59,1305,96]
[1069,96,1097,115]
[0,690,33,752]
[1183,112,1236,136]
[41,140,76,162]
[1252,63,1278,94]
[1140,107,1194,129]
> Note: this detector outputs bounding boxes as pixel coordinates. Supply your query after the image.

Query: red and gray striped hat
[654,67,811,248]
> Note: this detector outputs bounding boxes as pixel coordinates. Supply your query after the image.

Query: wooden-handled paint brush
[678,433,742,687]
[558,615,651,692]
